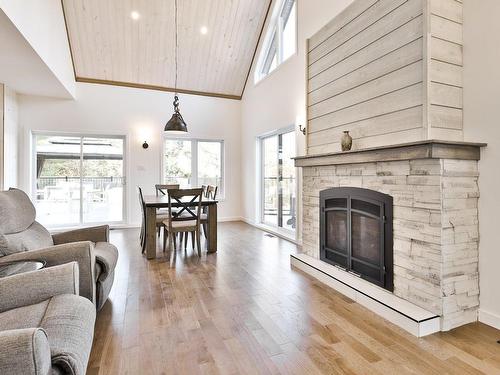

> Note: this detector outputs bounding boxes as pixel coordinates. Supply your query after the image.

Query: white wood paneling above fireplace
[306,0,464,154]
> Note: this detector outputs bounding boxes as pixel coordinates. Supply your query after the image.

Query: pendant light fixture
[164,0,188,133]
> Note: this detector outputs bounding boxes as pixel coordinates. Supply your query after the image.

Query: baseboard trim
[218,216,244,222]
[241,218,300,245]
[479,309,500,330]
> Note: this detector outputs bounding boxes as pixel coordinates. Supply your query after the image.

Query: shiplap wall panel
[308,0,378,50]
[428,0,463,138]
[430,0,463,23]
[309,38,423,106]
[309,83,423,133]
[429,83,462,108]
[429,105,462,130]
[306,0,464,155]
[308,128,424,155]
[430,37,462,65]
[308,0,408,65]
[430,59,462,87]
[308,106,423,147]
[430,14,462,44]
[309,15,424,92]
[309,61,423,120]
[309,0,423,77]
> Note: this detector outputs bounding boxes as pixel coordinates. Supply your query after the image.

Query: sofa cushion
[0,299,49,331]
[0,188,36,235]
[0,221,54,257]
[40,294,96,375]
[94,242,118,281]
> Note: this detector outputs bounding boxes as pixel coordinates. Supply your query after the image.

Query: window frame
[258,125,296,234]
[255,0,297,83]
[31,131,127,228]
[161,136,225,198]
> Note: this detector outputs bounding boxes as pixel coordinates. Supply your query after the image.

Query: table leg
[145,206,157,259]
[207,204,217,253]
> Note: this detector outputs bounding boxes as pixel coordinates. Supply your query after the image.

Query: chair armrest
[0,328,51,375]
[52,225,109,245]
[1,242,96,304]
[0,262,79,313]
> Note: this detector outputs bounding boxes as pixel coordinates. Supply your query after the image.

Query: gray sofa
[0,262,96,375]
[0,188,118,310]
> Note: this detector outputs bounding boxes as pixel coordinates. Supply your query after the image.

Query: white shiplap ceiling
[62,0,271,99]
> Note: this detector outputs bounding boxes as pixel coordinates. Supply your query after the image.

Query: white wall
[240,0,353,236]
[3,85,18,188]
[18,82,242,226]
[0,0,75,98]
[463,0,500,329]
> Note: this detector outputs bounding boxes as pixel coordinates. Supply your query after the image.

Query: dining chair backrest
[155,184,180,196]
[166,188,203,229]
[137,186,145,212]
[201,185,208,198]
[206,185,218,200]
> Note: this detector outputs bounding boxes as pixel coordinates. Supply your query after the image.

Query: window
[260,128,296,232]
[163,138,224,196]
[255,0,297,83]
[33,134,126,228]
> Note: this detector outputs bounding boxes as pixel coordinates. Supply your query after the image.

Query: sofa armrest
[0,262,79,313]
[0,328,52,375]
[1,242,96,304]
[52,225,109,245]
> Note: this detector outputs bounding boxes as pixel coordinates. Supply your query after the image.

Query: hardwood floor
[88,222,500,375]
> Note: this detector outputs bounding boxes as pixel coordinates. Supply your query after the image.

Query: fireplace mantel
[294,140,487,168]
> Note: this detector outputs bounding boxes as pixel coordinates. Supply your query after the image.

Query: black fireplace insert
[320,187,393,291]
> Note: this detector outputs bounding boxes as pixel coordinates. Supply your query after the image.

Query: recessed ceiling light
[130,11,140,20]
[200,26,208,35]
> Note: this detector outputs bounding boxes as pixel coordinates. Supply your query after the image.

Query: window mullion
[192,140,198,187]
[79,136,84,225]
[277,20,283,64]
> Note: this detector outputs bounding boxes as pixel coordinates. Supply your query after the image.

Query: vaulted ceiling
[61,0,271,99]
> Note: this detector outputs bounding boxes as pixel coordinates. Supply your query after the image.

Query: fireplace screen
[320,187,393,291]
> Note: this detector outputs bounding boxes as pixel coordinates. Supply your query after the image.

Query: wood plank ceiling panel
[62,0,271,99]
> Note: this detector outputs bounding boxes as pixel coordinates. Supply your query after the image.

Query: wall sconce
[299,124,306,135]
[142,141,149,149]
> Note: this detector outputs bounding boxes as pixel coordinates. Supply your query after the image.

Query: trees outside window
[163,138,224,196]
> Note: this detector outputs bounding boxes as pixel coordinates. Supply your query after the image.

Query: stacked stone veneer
[302,158,479,330]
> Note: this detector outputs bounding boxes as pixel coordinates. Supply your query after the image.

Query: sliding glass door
[34,134,125,227]
[261,128,296,232]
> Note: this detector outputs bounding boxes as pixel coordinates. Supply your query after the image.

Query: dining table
[142,195,218,259]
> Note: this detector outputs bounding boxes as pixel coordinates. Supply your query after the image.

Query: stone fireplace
[320,187,394,291]
[292,141,485,336]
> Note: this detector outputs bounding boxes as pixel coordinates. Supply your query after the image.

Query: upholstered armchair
[0,188,118,310]
[0,262,95,375]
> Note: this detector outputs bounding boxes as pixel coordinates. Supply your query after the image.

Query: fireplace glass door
[320,188,393,291]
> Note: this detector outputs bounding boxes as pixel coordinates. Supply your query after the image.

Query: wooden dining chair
[162,188,203,258]
[200,185,218,238]
[155,184,180,196]
[154,184,180,231]
[206,185,218,200]
[137,186,147,253]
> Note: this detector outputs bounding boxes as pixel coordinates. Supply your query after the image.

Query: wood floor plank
[89,223,500,375]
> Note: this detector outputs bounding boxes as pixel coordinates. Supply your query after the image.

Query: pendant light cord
[174,0,178,95]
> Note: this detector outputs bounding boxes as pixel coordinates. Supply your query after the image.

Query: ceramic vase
[341,130,352,151]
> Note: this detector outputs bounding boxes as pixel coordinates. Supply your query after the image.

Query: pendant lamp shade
[164,95,187,132]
